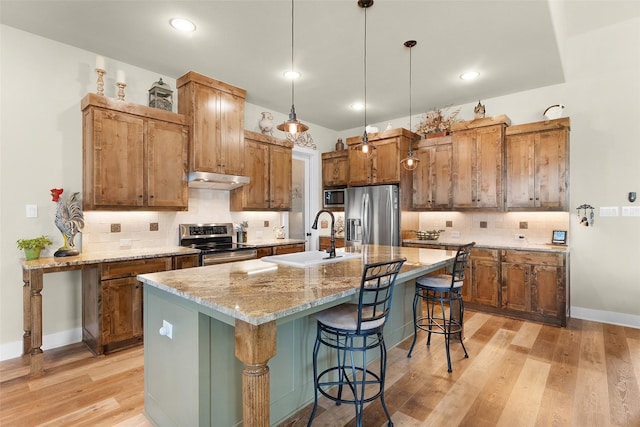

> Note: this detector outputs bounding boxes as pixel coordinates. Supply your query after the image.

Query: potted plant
[17,235,53,260]
[416,107,460,137]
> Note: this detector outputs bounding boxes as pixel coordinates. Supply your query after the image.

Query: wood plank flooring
[1,311,639,426]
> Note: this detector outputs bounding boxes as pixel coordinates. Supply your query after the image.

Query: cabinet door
[411,147,432,209]
[173,254,200,269]
[471,259,500,307]
[147,119,188,209]
[90,108,145,207]
[372,138,401,183]
[430,144,453,209]
[452,130,476,208]
[241,140,270,209]
[475,125,503,209]
[102,277,143,346]
[269,144,292,209]
[506,133,536,208]
[531,265,563,317]
[322,156,348,188]
[218,91,245,176]
[501,262,531,312]
[535,129,567,210]
[272,243,305,255]
[348,147,372,186]
[191,85,221,173]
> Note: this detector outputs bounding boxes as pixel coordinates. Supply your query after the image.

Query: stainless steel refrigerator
[345,184,401,247]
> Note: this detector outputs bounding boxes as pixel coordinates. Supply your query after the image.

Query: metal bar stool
[307,258,406,427]
[407,242,475,372]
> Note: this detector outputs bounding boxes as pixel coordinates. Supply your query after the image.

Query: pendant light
[401,40,420,171]
[277,0,309,134]
[355,0,375,158]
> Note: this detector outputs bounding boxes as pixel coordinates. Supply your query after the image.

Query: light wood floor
[1,311,639,426]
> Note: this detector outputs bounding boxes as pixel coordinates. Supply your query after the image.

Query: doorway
[288,147,319,251]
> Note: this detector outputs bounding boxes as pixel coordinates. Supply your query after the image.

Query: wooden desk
[21,247,199,376]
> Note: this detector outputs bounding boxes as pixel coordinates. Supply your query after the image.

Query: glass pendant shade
[357,130,374,158]
[401,39,420,171]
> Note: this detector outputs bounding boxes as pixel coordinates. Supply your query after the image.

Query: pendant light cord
[364,5,367,132]
[291,0,295,107]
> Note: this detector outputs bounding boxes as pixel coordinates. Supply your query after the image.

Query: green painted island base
[143,278,418,426]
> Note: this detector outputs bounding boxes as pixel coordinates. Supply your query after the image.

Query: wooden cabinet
[256,243,305,258]
[450,115,510,210]
[464,248,500,307]
[501,250,566,325]
[411,135,453,210]
[177,71,246,176]
[82,256,173,355]
[81,93,189,211]
[506,118,570,211]
[322,150,349,188]
[230,131,292,211]
[319,236,346,250]
[173,254,200,270]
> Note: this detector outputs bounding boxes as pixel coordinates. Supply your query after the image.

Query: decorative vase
[24,247,42,261]
[259,112,274,135]
[335,138,344,151]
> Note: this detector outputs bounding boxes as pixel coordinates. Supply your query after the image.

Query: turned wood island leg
[24,268,45,376]
[234,319,277,427]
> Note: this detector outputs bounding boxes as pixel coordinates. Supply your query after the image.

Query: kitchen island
[137,245,456,427]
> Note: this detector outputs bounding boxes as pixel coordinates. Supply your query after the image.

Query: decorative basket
[413,229,445,240]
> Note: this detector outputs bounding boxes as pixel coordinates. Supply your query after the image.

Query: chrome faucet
[312,209,336,259]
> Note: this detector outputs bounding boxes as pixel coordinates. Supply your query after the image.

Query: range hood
[188,171,250,190]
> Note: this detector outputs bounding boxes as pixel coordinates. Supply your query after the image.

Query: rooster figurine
[50,188,85,257]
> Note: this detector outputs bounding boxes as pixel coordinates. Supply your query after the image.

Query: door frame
[286,146,319,251]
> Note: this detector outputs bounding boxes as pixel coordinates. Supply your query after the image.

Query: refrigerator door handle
[363,192,371,244]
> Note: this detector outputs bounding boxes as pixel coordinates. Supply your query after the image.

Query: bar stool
[407,242,475,372]
[307,258,406,427]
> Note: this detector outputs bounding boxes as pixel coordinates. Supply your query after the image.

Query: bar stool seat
[307,258,406,427]
[407,242,475,373]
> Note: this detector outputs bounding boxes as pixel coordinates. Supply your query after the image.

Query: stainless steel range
[179,223,257,266]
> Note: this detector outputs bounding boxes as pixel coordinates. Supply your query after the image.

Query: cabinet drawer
[101,257,172,279]
[471,248,500,261]
[502,250,564,266]
[272,243,305,255]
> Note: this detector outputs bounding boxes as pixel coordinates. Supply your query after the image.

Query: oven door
[200,248,258,266]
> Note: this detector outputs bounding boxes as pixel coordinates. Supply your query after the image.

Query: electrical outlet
[450,231,461,238]
[159,320,173,339]
[119,239,132,247]
[26,204,38,218]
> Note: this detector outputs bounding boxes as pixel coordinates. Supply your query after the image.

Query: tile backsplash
[418,211,570,245]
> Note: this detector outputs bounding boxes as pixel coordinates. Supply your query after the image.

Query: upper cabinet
[81,93,188,211]
[322,150,349,188]
[505,118,570,211]
[230,131,293,211]
[411,135,453,210]
[176,71,246,176]
[451,115,511,210]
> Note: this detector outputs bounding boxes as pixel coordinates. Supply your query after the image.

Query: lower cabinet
[82,254,195,355]
[257,243,306,258]
[319,236,346,250]
[501,250,566,322]
[402,242,567,326]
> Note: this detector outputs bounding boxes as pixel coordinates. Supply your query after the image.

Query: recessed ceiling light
[170,18,196,32]
[283,70,301,80]
[460,71,480,80]
[350,102,365,111]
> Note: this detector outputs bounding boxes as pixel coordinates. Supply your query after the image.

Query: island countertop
[137,244,456,326]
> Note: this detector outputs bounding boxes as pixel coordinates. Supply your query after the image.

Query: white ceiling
[1,1,638,131]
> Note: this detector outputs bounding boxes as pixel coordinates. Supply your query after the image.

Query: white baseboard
[0,327,82,362]
[570,306,640,329]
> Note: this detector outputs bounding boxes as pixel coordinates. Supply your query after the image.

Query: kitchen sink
[261,250,362,268]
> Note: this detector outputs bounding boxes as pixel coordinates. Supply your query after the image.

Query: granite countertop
[137,245,456,326]
[21,246,200,270]
[403,239,569,253]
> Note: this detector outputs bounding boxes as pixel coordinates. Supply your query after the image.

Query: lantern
[148,78,173,111]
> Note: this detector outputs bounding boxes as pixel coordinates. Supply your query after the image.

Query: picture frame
[552,230,567,245]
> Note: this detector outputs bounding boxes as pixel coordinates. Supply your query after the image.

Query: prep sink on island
[137,245,456,427]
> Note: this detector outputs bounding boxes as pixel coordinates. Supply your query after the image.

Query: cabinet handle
[149,195,154,198]
[529,198,534,201]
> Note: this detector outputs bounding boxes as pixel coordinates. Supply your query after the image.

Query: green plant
[17,235,53,250]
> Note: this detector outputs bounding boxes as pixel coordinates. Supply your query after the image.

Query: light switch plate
[26,204,38,218]
[599,206,619,217]
[622,206,640,217]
